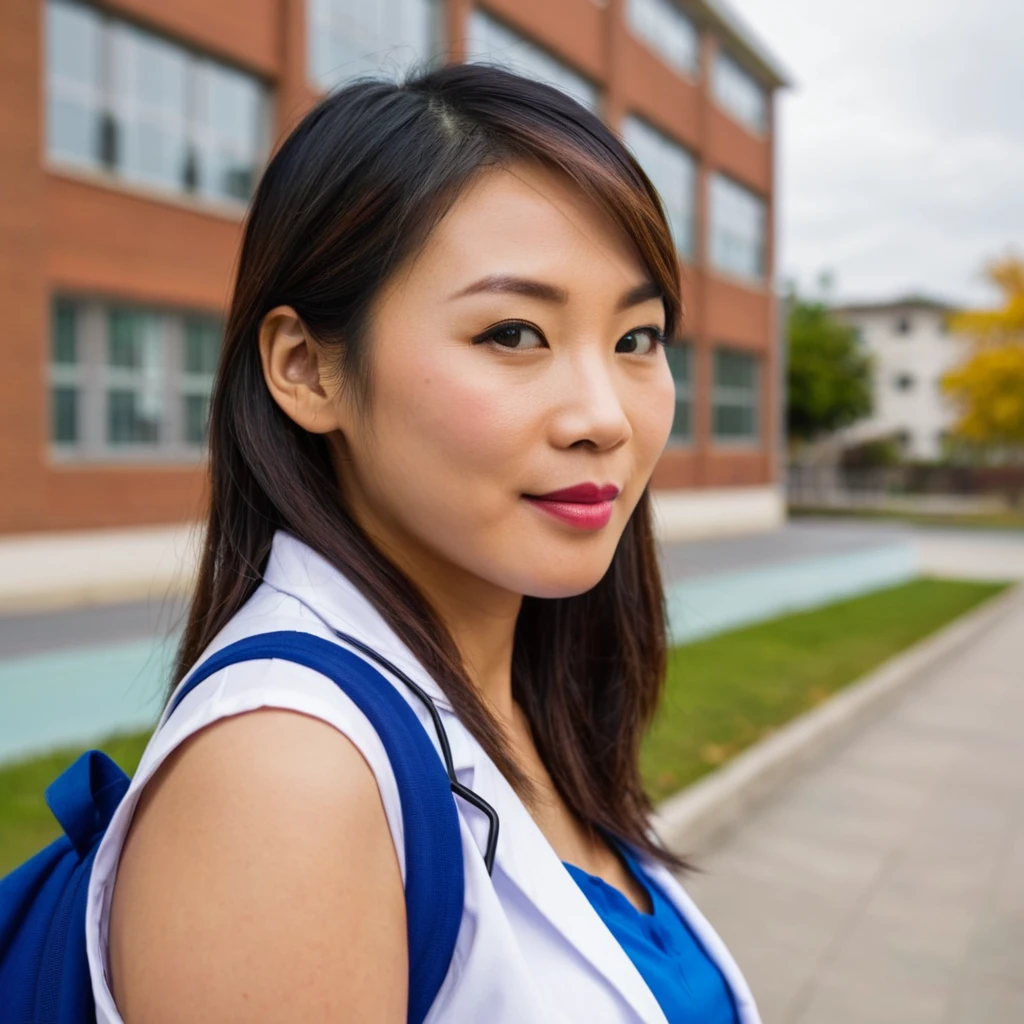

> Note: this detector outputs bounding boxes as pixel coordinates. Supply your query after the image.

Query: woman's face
[332,162,676,601]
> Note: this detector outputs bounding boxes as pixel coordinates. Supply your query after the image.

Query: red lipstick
[523,482,620,530]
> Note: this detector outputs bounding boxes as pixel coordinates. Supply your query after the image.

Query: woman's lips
[523,482,620,531]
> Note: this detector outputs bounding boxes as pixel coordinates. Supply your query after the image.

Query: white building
[832,297,966,461]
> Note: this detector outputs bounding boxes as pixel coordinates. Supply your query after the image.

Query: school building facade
[0,0,788,535]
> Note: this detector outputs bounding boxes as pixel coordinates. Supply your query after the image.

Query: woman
[85,64,760,1023]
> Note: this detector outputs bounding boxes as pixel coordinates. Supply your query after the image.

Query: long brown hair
[175,63,683,866]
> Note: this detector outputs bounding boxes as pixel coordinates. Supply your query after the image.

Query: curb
[0,523,201,616]
[652,580,1024,857]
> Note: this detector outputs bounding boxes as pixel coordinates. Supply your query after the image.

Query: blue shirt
[564,848,739,1024]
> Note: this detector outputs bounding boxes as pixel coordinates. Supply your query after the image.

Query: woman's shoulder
[96,575,414,1019]
[106,705,408,1019]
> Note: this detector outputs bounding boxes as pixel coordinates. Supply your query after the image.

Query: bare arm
[108,709,407,1023]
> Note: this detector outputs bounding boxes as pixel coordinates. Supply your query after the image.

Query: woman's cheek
[407,373,529,472]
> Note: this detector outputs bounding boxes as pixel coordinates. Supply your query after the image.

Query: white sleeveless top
[86,531,762,1023]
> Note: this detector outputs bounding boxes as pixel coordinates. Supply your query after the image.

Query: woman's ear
[258,306,345,436]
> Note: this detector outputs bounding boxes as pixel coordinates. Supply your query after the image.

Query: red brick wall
[0,0,779,533]
[0,0,48,532]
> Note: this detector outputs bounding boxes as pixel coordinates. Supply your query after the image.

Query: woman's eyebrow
[449,275,568,304]
[616,279,663,311]
[449,274,663,311]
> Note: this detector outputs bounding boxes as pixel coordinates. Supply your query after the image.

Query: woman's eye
[616,327,665,355]
[482,323,545,350]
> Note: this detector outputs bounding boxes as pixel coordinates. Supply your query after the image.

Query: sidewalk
[682,586,1024,1023]
[0,522,201,612]
[4,511,1024,614]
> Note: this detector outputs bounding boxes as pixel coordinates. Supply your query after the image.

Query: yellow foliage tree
[943,257,1024,451]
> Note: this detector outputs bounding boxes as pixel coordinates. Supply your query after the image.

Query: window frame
[307,0,441,92]
[711,346,761,446]
[464,8,599,113]
[622,114,697,260]
[48,297,222,463]
[625,0,700,79]
[712,49,768,135]
[45,0,271,209]
[709,172,767,283]
[665,342,694,445]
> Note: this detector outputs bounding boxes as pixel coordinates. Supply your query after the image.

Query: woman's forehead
[412,162,651,291]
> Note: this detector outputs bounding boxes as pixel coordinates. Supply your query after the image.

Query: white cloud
[726,0,1024,306]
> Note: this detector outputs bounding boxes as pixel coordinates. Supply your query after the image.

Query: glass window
[713,51,767,134]
[308,0,434,90]
[106,309,165,446]
[666,344,693,442]
[895,315,912,335]
[625,0,699,77]
[464,10,598,112]
[45,0,269,204]
[50,300,81,446]
[894,372,915,392]
[712,348,759,441]
[46,0,104,169]
[110,22,189,190]
[194,61,267,201]
[50,299,223,456]
[710,174,766,281]
[182,317,221,444]
[622,115,696,258]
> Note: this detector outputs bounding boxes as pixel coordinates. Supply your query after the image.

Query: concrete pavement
[682,584,1024,1023]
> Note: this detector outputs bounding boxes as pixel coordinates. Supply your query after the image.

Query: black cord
[333,628,499,875]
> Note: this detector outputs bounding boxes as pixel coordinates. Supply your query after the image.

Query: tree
[786,297,873,443]
[943,257,1024,456]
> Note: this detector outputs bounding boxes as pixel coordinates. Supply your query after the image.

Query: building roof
[830,294,959,316]
[691,0,793,88]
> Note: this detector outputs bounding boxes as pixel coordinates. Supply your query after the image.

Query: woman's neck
[365,523,523,721]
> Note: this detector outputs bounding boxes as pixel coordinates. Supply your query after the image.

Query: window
[106,309,165,445]
[712,348,759,442]
[46,0,104,169]
[308,0,435,90]
[895,315,912,335]
[464,10,598,112]
[709,174,766,281]
[48,298,222,459]
[622,116,696,258]
[182,317,221,445]
[666,344,693,442]
[50,300,81,446]
[894,372,915,392]
[713,51,767,133]
[46,0,269,204]
[626,0,699,77]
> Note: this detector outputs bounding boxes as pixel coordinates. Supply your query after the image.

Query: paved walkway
[684,586,1024,1024]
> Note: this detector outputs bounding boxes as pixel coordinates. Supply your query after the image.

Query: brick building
[0,0,788,535]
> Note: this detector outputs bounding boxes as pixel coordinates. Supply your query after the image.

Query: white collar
[262,530,454,713]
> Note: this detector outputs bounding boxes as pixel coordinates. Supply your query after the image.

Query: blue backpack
[0,630,465,1024]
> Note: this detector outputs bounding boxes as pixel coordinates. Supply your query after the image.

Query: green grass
[641,577,1007,801]
[0,577,1008,875]
[790,505,1024,532]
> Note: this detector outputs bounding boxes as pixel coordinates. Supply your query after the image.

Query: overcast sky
[724,0,1024,308]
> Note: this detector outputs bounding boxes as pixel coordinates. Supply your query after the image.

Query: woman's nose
[549,352,633,452]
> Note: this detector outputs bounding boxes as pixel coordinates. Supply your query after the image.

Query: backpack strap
[171,630,464,1024]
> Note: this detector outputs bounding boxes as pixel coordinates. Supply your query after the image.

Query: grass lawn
[790,505,1024,533]
[641,576,1007,801]
[0,577,1008,874]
